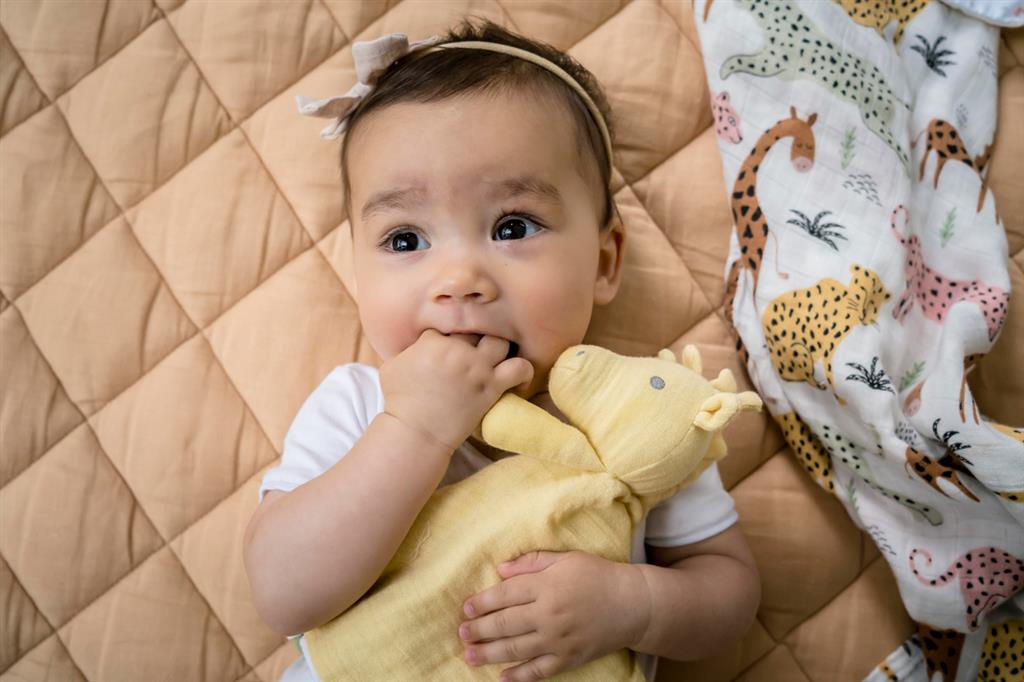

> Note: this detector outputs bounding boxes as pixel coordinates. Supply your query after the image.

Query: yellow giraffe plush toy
[303,344,762,680]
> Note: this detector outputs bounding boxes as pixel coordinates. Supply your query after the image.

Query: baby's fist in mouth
[443,333,519,361]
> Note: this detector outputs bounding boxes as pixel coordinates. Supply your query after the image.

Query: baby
[244,18,761,682]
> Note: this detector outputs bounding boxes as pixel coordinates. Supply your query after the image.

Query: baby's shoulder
[295,362,384,425]
[316,362,381,398]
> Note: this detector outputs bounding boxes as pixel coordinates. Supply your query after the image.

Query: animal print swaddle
[697,2,1022,680]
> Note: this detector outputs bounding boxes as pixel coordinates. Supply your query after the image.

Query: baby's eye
[384,230,429,252]
[493,215,542,241]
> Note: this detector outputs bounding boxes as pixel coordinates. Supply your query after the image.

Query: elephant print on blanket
[910,547,1024,631]
[720,0,911,172]
[889,206,1008,342]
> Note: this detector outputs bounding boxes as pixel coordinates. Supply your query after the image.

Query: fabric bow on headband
[295,31,614,174]
[295,33,443,140]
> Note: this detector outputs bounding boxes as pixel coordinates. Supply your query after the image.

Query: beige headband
[424,41,614,174]
[295,33,614,174]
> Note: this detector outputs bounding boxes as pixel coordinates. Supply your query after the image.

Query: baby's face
[347,89,622,398]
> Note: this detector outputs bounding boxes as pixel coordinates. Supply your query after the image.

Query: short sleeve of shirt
[258,364,384,503]
[643,461,738,547]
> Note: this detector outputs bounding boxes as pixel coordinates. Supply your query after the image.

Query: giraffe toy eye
[650,376,665,389]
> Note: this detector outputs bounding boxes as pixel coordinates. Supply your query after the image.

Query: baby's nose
[430,261,498,303]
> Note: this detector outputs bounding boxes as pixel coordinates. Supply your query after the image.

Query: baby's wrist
[620,562,654,651]
[377,410,460,457]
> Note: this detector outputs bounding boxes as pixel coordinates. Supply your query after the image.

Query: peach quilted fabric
[0,1,1020,680]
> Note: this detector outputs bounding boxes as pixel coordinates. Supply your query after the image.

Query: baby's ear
[594,218,625,305]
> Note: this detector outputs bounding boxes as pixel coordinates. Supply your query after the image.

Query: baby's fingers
[493,357,533,392]
[500,653,562,682]
[476,335,515,365]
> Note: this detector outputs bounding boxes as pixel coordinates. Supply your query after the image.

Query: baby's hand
[458,551,649,681]
[379,329,533,452]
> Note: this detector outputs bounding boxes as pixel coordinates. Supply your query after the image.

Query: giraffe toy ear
[657,348,676,364]
[807,112,818,126]
[789,105,797,118]
[694,391,763,432]
[709,368,737,393]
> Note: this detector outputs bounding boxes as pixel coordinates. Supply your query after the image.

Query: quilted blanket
[1,1,1021,681]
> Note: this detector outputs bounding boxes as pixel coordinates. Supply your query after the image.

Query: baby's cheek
[357,290,420,360]
[520,277,593,352]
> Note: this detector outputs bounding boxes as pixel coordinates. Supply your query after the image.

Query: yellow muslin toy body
[303,344,762,680]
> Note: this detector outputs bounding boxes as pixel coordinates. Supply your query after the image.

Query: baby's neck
[468,391,568,461]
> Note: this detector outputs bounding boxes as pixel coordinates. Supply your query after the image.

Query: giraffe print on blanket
[890,205,1008,341]
[913,119,995,213]
[916,623,965,682]
[724,106,817,334]
[721,0,911,172]
[904,418,978,502]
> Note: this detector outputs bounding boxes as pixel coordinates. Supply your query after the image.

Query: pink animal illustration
[712,91,743,144]
[910,547,1024,631]
[890,205,1008,341]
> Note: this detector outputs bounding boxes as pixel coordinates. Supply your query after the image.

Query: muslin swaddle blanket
[696,1,1023,678]
[302,344,761,680]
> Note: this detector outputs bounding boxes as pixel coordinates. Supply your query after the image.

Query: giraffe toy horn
[681,345,703,373]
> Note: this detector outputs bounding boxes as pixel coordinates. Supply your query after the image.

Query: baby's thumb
[495,357,534,391]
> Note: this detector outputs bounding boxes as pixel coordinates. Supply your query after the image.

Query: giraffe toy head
[547,344,762,497]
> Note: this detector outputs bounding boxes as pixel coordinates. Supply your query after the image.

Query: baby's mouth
[444,333,519,360]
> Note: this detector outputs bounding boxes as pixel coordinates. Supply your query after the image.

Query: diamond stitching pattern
[1,3,1019,680]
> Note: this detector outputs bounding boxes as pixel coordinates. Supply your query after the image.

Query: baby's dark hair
[339,17,619,229]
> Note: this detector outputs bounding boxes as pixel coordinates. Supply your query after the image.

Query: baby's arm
[244,330,532,637]
[244,412,453,637]
[631,523,761,660]
[456,521,759,679]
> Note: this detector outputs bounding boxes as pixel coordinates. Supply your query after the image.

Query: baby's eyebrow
[361,185,427,223]
[489,175,563,206]
[359,175,562,223]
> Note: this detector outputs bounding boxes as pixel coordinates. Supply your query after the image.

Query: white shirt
[260,363,739,682]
